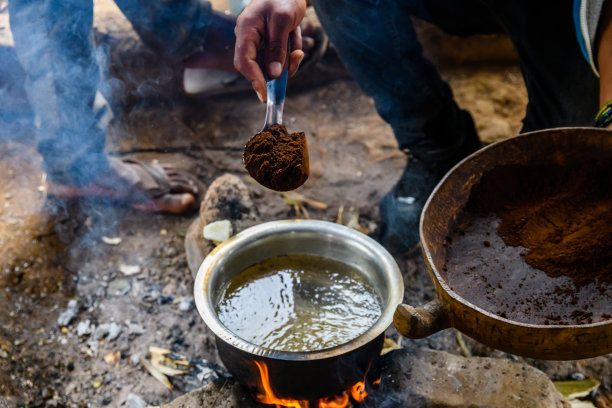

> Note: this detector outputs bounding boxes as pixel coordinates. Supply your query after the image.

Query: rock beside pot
[164,343,569,408]
[185,174,259,278]
[164,378,258,408]
[373,346,569,408]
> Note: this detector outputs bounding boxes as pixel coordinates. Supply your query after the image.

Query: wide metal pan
[393,127,612,360]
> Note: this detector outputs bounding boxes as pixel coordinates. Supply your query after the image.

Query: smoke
[0,34,34,142]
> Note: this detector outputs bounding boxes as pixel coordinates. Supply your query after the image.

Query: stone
[93,322,122,341]
[126,321,146,336]
[76,320,94,337]
[129,354,140,366]
[369,347,570,408]
[178,297,194,312]
[163,379,259,408]
[185,174,259,278]
[162,343,568,408]
[57,300,78,327]
[125,393,147,408]
[107,278,131,297]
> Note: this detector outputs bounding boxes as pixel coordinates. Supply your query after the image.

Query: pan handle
[393,299,451,338]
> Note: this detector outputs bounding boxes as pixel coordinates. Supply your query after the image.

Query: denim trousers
[311,0,600,160]
[8,0,212,186]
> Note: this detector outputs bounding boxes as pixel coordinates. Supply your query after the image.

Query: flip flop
[47,157,202,214]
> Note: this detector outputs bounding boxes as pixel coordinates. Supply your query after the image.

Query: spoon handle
[263,53,290,130]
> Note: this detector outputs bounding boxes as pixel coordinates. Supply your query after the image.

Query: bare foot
[47,158,199,214]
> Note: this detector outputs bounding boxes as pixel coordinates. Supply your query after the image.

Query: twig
[211,380,228,407]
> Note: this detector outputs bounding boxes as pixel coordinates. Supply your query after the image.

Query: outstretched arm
[233,0,307,102]
[596,0,612,108]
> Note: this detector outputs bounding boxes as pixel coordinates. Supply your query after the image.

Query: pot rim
[419,127,612,330]
[194,219,404,361]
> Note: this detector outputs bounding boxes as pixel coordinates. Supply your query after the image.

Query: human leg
[310,0,482,251]
[9,0,198,213]
[480,0,599,130]
[9,0,111,186]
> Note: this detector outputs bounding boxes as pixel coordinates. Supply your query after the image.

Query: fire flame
[253,360,376,408]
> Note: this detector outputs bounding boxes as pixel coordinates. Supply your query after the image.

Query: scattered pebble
[57,300,78,326]
[85,339,99,357]
[142,285,161,303]
[126,322,146,336]
[104,351,121,365]
[130,354,140,366]
[119,264,141,276]
[203,220,233,243]
[102,236,122,245]
[77,320,94,337]
[178,297,194,312]
[93,323,122,341]
[126,394,147,408]
[107,278,131,297]
[571,372,586,381]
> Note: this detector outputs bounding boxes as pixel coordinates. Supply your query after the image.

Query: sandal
[47,157,202,214]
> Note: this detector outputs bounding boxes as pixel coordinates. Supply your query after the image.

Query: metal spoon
[262,53,289,131]
[244,50,309,191]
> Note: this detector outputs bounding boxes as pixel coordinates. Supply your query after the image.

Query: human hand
[234,0,307,102]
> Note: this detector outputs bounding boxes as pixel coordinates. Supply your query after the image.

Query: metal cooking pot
[393,127,612,360]
[194,220,404,400]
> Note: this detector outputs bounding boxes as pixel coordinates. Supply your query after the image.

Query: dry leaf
[141,358,173,390]
[336,205,370,234]
[456,332,471,358]
[149,346,190,376]
[381,337,403,355]
[570,402,596,408]
[104,351,121,365]
[281,191,327,217]
[554,377,600,400]
[149,346,171,355]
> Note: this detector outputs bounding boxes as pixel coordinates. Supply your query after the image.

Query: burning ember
[253,361,378,408]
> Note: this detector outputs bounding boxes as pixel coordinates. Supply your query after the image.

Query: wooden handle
[393,300,451,339]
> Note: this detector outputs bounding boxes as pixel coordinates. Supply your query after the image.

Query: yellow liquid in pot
[215,254,382,352]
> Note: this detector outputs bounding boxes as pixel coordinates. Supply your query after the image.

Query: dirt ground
[1,2,610,407]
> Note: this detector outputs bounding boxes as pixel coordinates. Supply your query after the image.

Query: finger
[288,49,304,77]
[265,11,294,78]
[234,16,267,102]
[292,25,303,53]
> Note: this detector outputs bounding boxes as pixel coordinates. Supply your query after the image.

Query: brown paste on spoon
[244,124,309,191]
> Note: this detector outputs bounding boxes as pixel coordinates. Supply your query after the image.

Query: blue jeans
[8,0,212,186]
[311,0,599,160]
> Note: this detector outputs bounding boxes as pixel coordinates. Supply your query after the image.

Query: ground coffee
[466,159,612,286]
[443,158,612,325]
[243,124,309,191]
